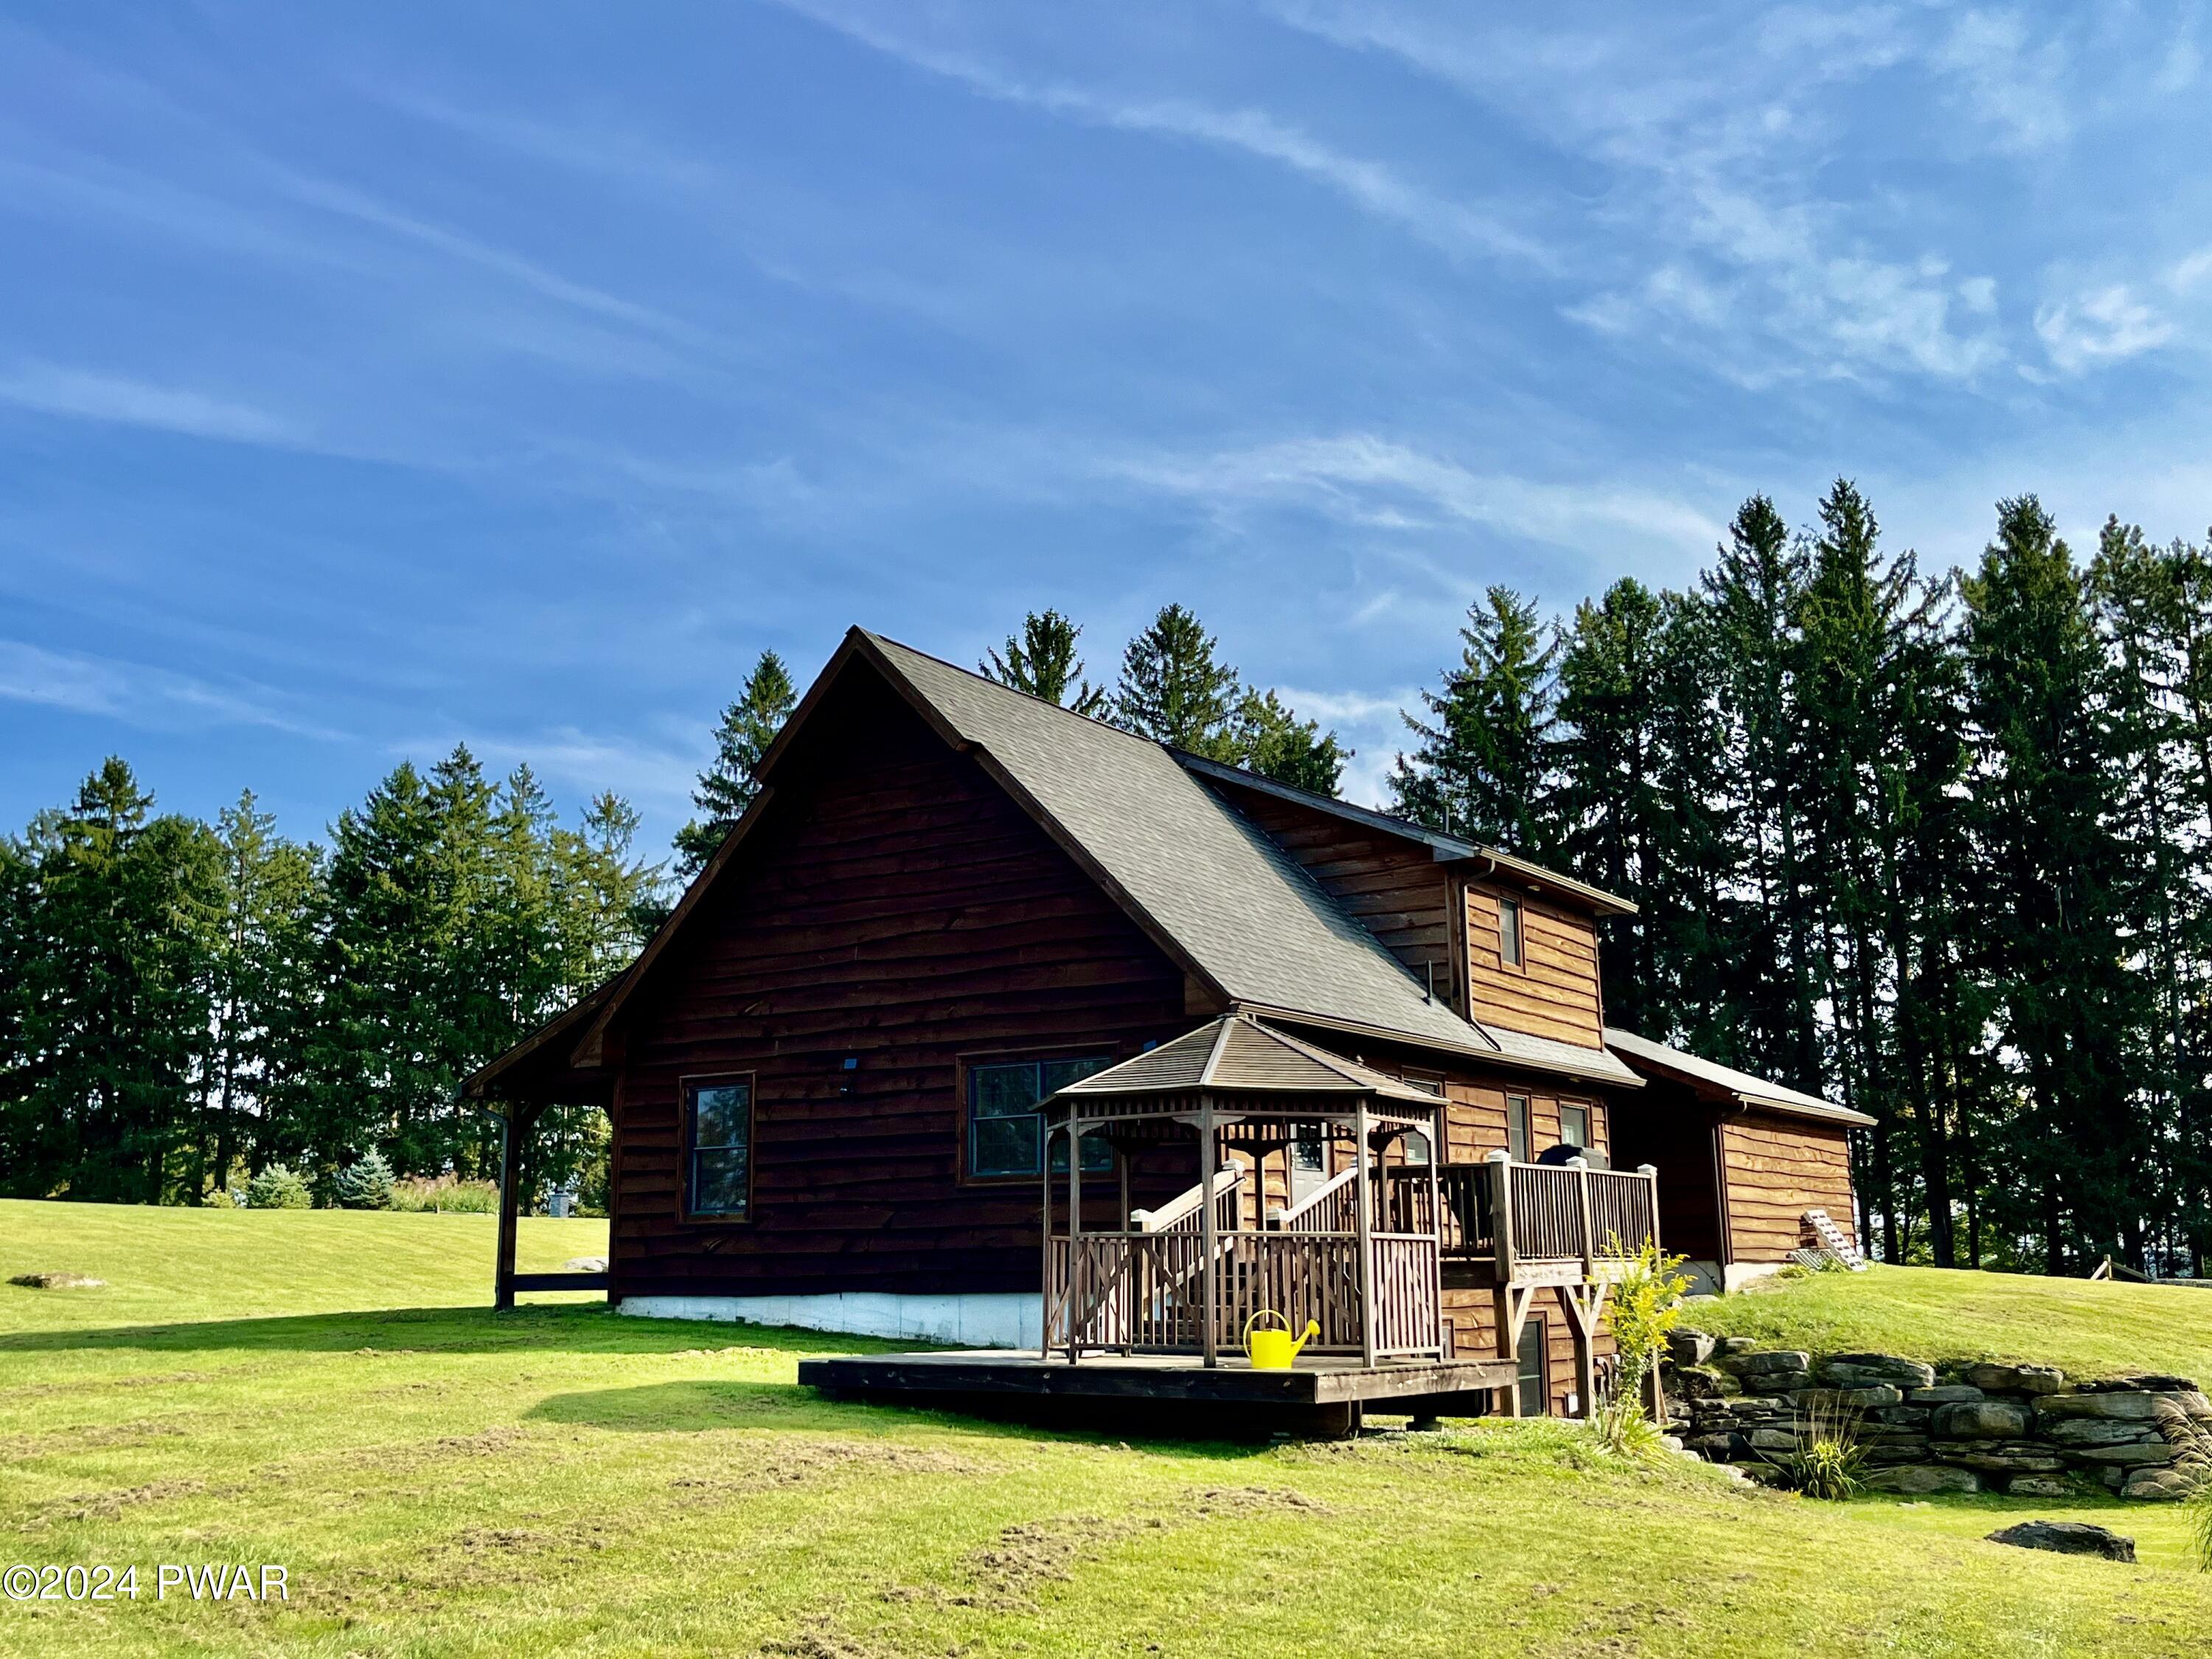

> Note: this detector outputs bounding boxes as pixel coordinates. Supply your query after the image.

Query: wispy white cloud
[768,0,1545,267]
[394,724,702,809]
[1273,4,2010,385]
[2034,285,2173,375]
[1110,433,1723,555]
[0,362,307,446]
[0,639,341,737]
[1932,9,2073,154]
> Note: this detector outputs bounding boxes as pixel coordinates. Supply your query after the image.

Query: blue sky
[5,2,2211,852]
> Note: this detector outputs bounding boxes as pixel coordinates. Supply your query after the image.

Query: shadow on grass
[525,1378,1284,1455]
[0,1304,921,1359]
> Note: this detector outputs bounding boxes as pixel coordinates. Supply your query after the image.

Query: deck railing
[1395,1157,1659,1281]
[1046,1227,1440,1360]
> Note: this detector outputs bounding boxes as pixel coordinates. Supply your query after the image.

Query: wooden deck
[799,1349,1514,1435]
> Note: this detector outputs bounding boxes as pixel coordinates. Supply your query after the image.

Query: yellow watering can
[1243,1310,1320,1370]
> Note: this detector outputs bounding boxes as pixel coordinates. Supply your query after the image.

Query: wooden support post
[1494,1280,1536,1416]
[1198,1094,1218,1368]
[1572,1155,1594,1281]
[1040,1127,1054,1359]
[494,1102,529,1311]
[1638,1161,1664,1421]
[1562,1281,1608,1420]
[1354,1099,1375,1368]
[1067,1116,1083,1365]
[1489,1148,1515,1286]
[1426,1103,1445,1355]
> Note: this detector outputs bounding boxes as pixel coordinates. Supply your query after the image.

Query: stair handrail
[1130,1158,1246,1234]
[1267,1164,1359,1232]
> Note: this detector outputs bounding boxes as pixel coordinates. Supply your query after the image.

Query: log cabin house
[471,628,1871,1425]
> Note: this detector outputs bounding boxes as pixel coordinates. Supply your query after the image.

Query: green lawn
[5,1202,2212,1658]
[1683,1263,2212,1382]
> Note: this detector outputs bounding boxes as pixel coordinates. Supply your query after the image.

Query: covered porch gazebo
[1040,1013,1451,1368]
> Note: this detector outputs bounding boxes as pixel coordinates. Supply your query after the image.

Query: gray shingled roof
[1604,1027,1874,1126]
[866,633,1641,1085]
[1051,1014,1445,1107]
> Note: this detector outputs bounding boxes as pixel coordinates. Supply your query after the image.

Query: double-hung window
[1498,895,1524,967]
[967,1055,1114,1178]
[1506,1093,1533,1163]
[1559,1102,1590,1151]
[685,1075,753,1219]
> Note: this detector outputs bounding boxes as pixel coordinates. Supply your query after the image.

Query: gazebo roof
[1045,1013,1444,1113]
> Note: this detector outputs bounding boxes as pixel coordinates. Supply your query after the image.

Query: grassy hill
[1681,1263,2212,1382]
[0,1197,605,1336]
[5,1200,2211,1658]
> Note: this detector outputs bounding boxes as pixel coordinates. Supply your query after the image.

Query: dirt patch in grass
[1183,1484,1333,1518]
[1,1415,190,1460]
[761,1612,915,1659]
[669,1437,984,1503]
[894,1486,1334,1614]
[961,1513,1145,1609]
[12,1368,218,1399]
[338,1425,529,1473]
[26,1477,206,1527]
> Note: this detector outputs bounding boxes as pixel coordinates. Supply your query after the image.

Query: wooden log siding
[1720,1110,1857,1262]
[1463,883,1604,1048]
[610,678,1191,1302]
[1210,787,1457,994]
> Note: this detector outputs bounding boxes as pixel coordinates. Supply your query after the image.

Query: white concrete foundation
[618,1291,1038,1349]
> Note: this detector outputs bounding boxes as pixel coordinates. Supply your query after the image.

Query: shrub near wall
[1666,1334,2212,1502]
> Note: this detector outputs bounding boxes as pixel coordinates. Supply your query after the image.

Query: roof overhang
[1604,1026,1874,1127]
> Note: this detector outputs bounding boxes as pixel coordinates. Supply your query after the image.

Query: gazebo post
[1426,1100,1446,1355]
[1039,1124,1053,1358]
[1066,1115,1083,1365]
[1354,1098,1376,1367]
[1198,1092,1218,1367]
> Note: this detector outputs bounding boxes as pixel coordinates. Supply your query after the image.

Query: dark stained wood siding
[1720,1111,1857,1262]
[1464,881,1605,1047]
[608,672,1191,1301]
[1211,786,1455,993]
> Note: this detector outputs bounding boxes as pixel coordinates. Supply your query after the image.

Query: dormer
[1454,852,1632,1049]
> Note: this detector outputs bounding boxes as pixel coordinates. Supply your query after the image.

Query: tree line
[10,521,2210,1278]
[1380,486,2212,1279]
[0,754,656,1207]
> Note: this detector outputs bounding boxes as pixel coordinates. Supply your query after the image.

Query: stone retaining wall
[1663,1332,2212,1501]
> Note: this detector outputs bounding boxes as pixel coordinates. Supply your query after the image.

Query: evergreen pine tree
[674,650,797,879]
[1391,587,1559,852]
[984,611,1107,716]
[1703,496,1820,1088]
[201,790,321,1200]
[0,759,220,1203]
[1231,689,1350,796]
[1962,496,2145,1273]
[1111,605,1241,761]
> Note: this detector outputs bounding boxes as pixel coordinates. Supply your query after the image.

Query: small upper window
[1506,1093,1532,1163]
[1498,895,1524,967]
[1559,1102,1590,1150]
[686,1077,753,1218]
[969,1056,1114,1178]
